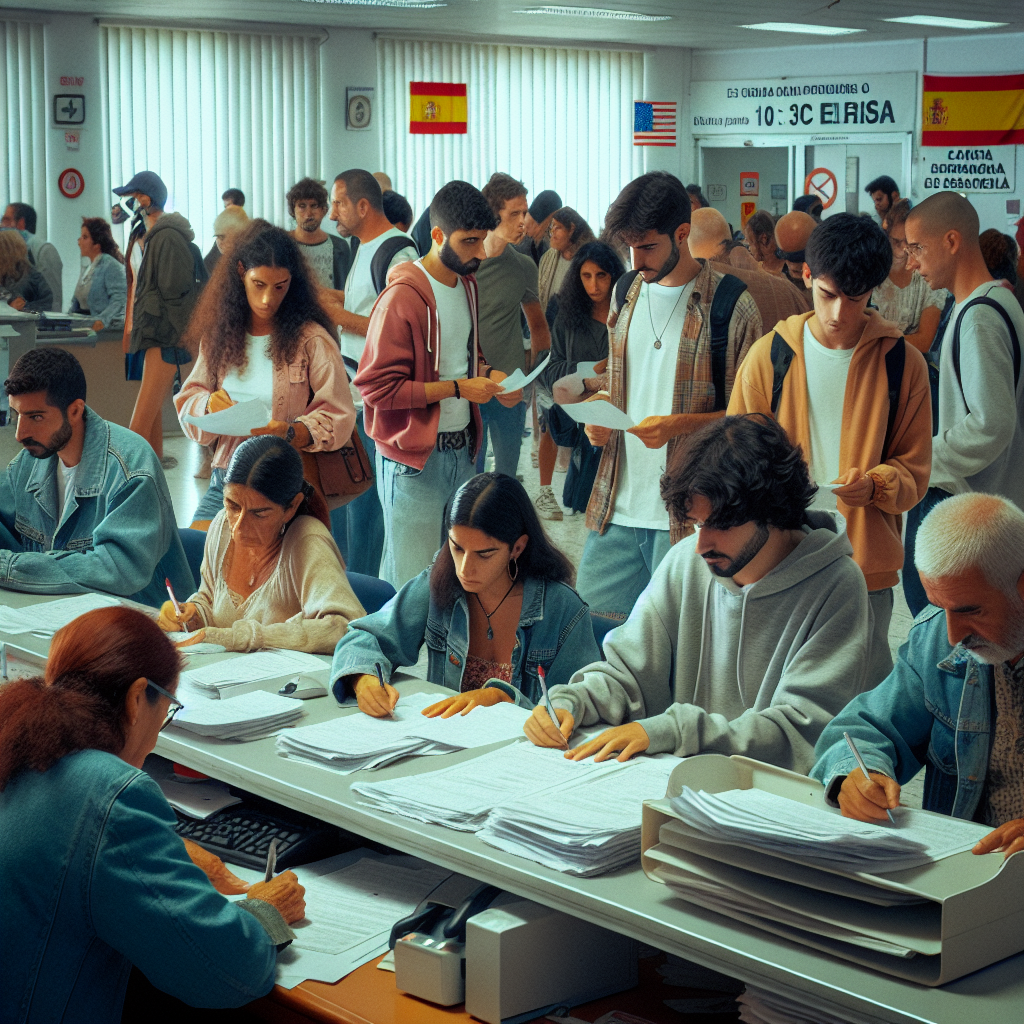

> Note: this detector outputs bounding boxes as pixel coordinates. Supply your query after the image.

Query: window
[1,20,46,226]
[100,24,322,248]
[378,37,644,233]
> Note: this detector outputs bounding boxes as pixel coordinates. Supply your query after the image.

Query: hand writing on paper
[352,674,399,717]
[831,468,875,507]
[837,769,901,823]
[207,389,235,414]
[183,838,250,895]
[523,705,574,749]
[422,688,513,718]
[973,818,1024,859]
[156,600,201,633]
[247,871,306,924]
[564,722,650,763]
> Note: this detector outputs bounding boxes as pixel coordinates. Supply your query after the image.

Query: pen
[165,577,183,625]
[844,731,896,825]
[264,837,278,883]
[537,665,567,750]
[375,662,393,717]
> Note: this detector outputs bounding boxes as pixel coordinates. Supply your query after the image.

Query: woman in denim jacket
[68,218,127,330]
[332,472,601,715]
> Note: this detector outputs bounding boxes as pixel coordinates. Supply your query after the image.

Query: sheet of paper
[497,353,550,393]
[182,649,325,688]
[0,593,121,636]
[560,399,635,430]
[182,398,271,437]
[575,360,602,379]
[408,701,531,748]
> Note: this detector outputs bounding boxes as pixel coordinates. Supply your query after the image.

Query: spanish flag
[409,82,468,135]
[922,74,1024,146]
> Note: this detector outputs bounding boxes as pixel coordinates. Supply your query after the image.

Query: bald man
[689,208,758,271]
[372,172,393,193]
[900,193,1024,615]
[774,211,818,289]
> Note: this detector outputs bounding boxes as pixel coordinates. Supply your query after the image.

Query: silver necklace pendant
[653,339,662,349]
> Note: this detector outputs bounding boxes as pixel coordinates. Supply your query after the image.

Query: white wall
[642,46,691,183]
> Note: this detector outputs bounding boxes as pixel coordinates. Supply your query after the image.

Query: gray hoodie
[549,512,870,773]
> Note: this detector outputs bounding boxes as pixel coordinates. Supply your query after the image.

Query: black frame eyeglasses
[147,679,184,731]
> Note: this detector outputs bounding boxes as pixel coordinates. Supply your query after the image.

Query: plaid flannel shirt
[585,259,762,543]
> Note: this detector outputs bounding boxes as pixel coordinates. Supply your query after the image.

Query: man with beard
[287,177,353,299]
[577,172,762,621]
[0,348,191,606]
[525,415,869,768]
[354,180,509,587]
[813,493,1024,859]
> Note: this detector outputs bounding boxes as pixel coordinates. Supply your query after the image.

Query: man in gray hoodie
[525,413,870,773]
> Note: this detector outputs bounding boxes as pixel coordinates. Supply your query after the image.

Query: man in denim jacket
[0,348,192,607]
[812,493,1024,859]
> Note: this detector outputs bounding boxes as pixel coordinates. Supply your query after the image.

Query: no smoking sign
[58,167,85,199]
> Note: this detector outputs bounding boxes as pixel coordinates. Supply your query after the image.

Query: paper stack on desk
[0,593,121,636]
[181,649,327,698]
[275,694,531,773]
[736,985,854,1024]
[169,689,305,740]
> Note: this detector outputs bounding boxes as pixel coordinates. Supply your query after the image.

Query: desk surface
[3,589,1022,1024]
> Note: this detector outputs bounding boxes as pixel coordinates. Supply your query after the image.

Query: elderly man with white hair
[811,492,1024,859]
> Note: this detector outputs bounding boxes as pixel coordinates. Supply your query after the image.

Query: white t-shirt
[803,321,854,511]
[221,334,275,407]
[55,460,79,524]
[297,237,335,290]
[418,260,471,433]
[610,279,694,530]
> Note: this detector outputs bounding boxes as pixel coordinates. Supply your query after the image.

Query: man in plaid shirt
[578,173,762,620]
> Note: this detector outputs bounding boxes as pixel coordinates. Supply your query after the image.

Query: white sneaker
[534,487,563,521]
[554,446,571,474]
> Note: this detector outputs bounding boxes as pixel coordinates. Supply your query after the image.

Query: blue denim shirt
[331,569,601,706]
[0,408,192,608]
[69,253,128,329]
[0,749,284,1023]
[811,606,993,820]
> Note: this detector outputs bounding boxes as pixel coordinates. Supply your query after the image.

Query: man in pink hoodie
[355,180,518,587]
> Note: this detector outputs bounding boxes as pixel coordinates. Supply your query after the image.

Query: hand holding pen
[837,731,901,826]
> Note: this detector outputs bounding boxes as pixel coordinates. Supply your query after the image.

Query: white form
[561,399,636,430]
[182,649,326,690]
[182,398,271,437]
[0,592,121,636]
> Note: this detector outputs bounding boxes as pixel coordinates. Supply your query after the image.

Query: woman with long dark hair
[0,607,305,1023]
[331,472,600,716]
[69,217,127,332]
[175,220,355,528]
[156,436,364,652]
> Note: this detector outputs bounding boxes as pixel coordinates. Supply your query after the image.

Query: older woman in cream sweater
[157,436,364,652]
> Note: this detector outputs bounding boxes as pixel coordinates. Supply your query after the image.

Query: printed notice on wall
[690,73,916,136]
[921,145,1016,194]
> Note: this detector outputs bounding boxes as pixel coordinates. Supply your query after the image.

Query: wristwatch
[285,424,296,444]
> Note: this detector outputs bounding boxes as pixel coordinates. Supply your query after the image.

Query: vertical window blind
[378,37,644,233]
[1,20,46,229]
[100,25,322,249]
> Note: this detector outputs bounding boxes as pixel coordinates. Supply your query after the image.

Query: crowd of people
[2,165,1024,1021]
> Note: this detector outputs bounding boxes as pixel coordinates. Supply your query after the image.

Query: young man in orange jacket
[728,213,932,686]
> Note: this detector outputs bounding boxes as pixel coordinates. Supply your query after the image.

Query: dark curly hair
[549,206,594,252]
[605,171,691,243]
[184,220,335,381]
[661,414,817,531]
[555,241,625,335]
[81,218,124,264]
[286,177,328,218]
[481,172,528,220]
[805,213,892,297]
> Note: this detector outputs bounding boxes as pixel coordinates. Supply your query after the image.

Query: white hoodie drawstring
[691,577,714,708]
[735,587,752,709]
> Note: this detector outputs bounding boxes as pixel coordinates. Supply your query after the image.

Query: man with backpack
[578,172,762,622]
[729,214,931,685]
[901,191,1024,616]
[329,168,418,578]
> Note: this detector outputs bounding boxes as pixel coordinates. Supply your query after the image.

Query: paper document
[181,649,326,696]
[0,593,121,637]
[497,353,550,392]
[560,399,635,430]
[156,776,241,819]
[182,398,271,437]
[170,688,304,740]
[575,360,602,379]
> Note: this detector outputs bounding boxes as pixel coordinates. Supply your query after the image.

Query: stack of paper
[736,985,853,1024]
[478,755,678,875]
[0,593,121,636]
[669,787,988,874]
[181,649,328,698]
[169,689,305,740]
[276,694,532,773]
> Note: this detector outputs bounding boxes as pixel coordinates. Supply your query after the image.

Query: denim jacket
[811,606,993,819]
[0,749,289,1023]
[69,253,128,329]
[0,408,193,608]
[331,569,601,707]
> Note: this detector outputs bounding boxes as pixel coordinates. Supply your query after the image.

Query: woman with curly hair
[69,217,127,332]
[175,220,355,529]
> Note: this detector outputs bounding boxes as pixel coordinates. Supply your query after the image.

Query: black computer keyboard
[174,804,344,872]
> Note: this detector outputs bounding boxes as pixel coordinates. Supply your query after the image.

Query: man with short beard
[0,348,192,606]
[355,181,511,588]
[524,415,870,771]
[813,493,1024,859]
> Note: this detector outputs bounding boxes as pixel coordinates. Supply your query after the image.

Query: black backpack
[613,269,749,411]
[189,241,209,287]
[769,332,906,459]
[370,236,418,295]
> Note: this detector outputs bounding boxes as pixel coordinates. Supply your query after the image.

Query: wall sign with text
[921,145,1016,194]
[691,73,916,135]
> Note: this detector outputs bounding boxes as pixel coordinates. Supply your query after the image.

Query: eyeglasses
[904,242,926,258]
[147,679,185,731]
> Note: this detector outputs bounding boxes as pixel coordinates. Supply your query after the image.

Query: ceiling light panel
[514,6,673,21]
[299,0,446,6]
[742,22,864,36]
[884,16,1008,30]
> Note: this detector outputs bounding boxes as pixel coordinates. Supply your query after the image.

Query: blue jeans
[377,443,476,589]
[192,468,226,523]
[330,412,386,578]
[902,487,953,617]
[476,399,527,477]
[575,523,672,621]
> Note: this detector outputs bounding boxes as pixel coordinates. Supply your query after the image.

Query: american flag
[633,100,677,147]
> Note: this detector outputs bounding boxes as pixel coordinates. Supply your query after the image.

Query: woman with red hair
[0,606,305,1024]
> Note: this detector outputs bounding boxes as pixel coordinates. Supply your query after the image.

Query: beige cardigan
[190,512,365,653]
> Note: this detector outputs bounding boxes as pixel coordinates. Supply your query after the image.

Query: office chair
[346,571,396,615]
[591,613,620,654]
[178,528,207,590]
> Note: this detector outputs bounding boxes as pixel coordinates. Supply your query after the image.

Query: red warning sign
[804,167,838,209]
